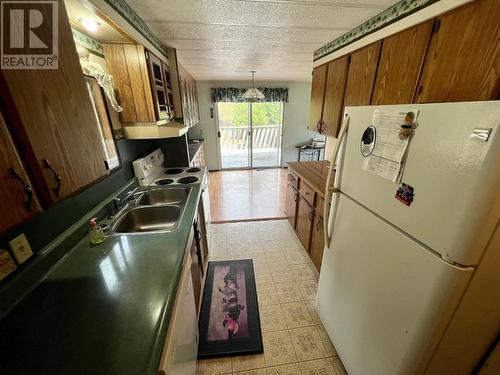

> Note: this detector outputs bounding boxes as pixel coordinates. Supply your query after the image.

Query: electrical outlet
[0,249,17,281]
[8,234,33,265]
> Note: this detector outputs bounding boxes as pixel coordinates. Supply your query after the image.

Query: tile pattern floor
[197,220,348,375]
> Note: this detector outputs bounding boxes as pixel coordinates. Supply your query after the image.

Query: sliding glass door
[251,102,283,168]
[217,102,283,169]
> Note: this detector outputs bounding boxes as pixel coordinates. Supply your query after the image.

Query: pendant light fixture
[242,71,265,101]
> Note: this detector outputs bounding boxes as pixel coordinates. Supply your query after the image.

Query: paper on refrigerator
[362,109,418,183]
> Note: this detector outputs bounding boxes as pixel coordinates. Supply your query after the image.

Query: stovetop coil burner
[155,178,174,185]
[177,176,199,184]
[187,167,201,173]
[165,168,184,175]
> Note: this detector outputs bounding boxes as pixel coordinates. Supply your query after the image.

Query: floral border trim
[103,0,168,58]
[314,0,439,61]
[71,28,105,57]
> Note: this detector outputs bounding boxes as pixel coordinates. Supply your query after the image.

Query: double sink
[107,187,191,235]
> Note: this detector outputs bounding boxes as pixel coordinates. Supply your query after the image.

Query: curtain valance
[211,87,289,103]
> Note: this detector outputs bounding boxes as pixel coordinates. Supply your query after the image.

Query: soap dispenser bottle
[89,218,105,245]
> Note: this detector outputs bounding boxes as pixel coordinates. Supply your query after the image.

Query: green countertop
[0,182,202,375]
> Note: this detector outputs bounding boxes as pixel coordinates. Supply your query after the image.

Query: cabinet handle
[294,192,298,202]
[43,159,62,197]
[321,121,325,133]
[309,210,314,221]
[316,216,323,231]
[9,168,34,211]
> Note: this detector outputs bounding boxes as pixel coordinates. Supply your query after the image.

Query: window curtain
[211,87,289,103]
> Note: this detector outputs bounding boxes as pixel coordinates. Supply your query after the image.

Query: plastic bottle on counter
[89,218,106,245]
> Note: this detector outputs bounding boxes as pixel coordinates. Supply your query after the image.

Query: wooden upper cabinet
[0,111,40,233]
[372,21,433,105]
[308,64,327,133]
[344,41,382,107]
[415,0,500,102]
[322,56,349,136]
[1,1,108,204]
[103,43,156,123]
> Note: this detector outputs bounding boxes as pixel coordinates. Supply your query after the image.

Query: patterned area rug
[198,259,263,358]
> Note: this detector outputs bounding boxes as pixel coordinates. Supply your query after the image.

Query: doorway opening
[216,102,283,169]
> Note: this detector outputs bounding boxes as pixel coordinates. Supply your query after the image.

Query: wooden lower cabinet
[310,214,325,271]
[296,197,315,251]
[285,184,298,228]
[158,252,198,375]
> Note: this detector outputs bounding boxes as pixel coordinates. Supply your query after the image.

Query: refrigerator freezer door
[340,102,500,265]
[316,195,472,375]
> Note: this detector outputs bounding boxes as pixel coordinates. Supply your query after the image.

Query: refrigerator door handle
[323,115,350,247]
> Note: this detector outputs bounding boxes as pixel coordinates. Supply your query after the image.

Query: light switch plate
[0,249,17,281]
[8,234,33,264]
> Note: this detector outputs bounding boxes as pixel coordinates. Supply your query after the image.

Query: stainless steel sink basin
[111,205,181,234]
[136,188,189,206]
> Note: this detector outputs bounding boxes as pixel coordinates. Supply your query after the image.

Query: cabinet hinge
[432,19,441,34]
[145,51,149,60]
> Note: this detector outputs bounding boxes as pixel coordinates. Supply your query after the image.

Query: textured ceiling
[126,0,398,81]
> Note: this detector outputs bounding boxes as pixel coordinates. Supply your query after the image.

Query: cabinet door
[158,253,198,375]
[2,1,108,203]
[147,51,169,120]
[372,21,433,105]
[310,214,324,272]
[296,197,314,251]
[308,64,327,132]
[190,238,202,312]
[103,44,156,123]
[0,112,40,233]
[322,56,349,136]
[285,184,298,229]
[415,0,500,102]
[343,42,381,106]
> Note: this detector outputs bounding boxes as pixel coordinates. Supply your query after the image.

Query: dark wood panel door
[308,64,327,133]
[296,197,314,252]
[415,0,500,102]
[0,111,40,234]
[310,214,324,272]
[322,56,349,136]
[372,21,433,105]
[285,184,298,229]
[1,0,108,204]
[344,42,382,107]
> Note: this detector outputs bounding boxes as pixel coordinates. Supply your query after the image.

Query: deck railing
[220,125,281,151]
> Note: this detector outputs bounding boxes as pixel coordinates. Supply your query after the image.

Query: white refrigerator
[316,102,500,374]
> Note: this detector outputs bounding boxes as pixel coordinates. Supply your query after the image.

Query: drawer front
[300,181,316,206]
[288,170,299,189]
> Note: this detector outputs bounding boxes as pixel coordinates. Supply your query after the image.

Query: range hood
[123,120,189,139]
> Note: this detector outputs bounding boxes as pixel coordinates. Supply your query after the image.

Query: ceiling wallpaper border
[72,28,105,58]
[314,0,439,62]
[103,0,168,57]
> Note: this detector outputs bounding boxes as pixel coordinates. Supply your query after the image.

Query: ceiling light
[79,18,100,33]
[243,71,265,101]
